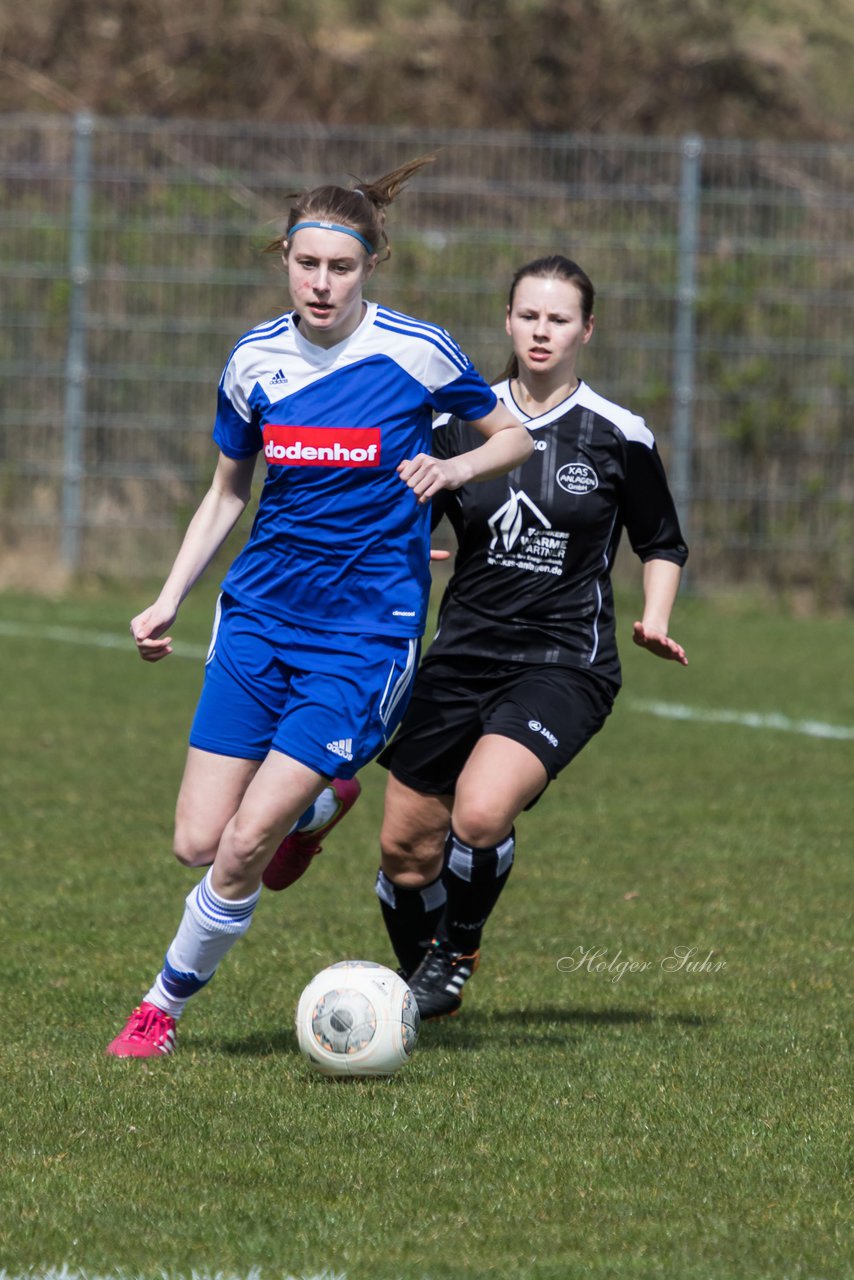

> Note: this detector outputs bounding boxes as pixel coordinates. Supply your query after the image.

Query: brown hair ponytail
[267,152,437,262]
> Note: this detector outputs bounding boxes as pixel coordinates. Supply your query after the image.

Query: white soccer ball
[295,960,420,1077]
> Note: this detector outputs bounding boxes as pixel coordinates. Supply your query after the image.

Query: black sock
[439,828,516,953]
[375,868,447,977]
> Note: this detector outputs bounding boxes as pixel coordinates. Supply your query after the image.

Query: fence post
[61,110,94,570]
[670,133,703,551]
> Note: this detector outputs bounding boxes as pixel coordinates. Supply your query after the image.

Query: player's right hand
[397,453,472,503]
[130,604,177,662]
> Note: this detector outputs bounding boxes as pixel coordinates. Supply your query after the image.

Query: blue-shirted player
[106,154,533,1058]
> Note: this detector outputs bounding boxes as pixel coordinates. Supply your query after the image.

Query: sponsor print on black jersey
[427,377,687,678]
[556,461,599,494]
[487,488,569,577]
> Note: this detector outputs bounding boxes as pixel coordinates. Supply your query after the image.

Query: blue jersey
[213,302,497,637]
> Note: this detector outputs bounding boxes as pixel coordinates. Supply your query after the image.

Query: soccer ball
[295,960,420,1078]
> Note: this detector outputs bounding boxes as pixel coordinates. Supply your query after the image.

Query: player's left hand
[397,454,470,503]
[632,621,688,665]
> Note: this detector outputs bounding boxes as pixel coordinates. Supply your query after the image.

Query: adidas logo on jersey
[327,738,354,761]
[270,369,288,386]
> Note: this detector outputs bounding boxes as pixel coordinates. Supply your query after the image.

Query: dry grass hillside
[1,0,852,138]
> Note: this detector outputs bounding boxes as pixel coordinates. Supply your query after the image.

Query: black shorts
[377,655,617,797]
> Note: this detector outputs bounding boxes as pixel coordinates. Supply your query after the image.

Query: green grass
[1,582,853,1280]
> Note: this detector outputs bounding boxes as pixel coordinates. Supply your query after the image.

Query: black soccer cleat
[406,939,480,1019]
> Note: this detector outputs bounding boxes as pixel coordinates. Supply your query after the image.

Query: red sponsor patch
[263,424,381,468]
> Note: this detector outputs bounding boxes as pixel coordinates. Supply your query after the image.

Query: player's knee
[380,828,443,886]
[452,800,511,850]
[173,798,228,866]
[380,858,442,890]
[379,832,422,877]
[219,814,270,870]
[172,827,217,868]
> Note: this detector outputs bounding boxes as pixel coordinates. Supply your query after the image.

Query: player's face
[506,276,594,380]
[285,226,378,348]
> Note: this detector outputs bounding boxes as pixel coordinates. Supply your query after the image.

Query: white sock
[296,785,338,833]
[145,869,261,1018]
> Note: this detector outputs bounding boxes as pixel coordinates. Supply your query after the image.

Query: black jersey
[428,379,688,685]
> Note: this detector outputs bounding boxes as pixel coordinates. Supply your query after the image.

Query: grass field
[0,580,852,1280]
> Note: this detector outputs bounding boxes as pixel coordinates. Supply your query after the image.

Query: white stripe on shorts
[379,638,419,727]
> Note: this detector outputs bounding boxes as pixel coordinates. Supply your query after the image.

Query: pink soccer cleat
[262,777,362,891]
[106,1001,177,1058]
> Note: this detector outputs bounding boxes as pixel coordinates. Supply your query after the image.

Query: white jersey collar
[291,300,378,365]
[498,377,585,428]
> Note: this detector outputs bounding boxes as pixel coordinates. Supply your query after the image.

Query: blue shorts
[189,594,420,779]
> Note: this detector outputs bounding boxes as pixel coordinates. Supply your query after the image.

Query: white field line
[1,617,853,743]
[0,618,209,661]
[0,1271,346,1280]
[628,698,854,742]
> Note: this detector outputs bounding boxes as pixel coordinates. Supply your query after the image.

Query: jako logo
[528,718,558,747]
[556,462,598,495]
[264,424,381,468]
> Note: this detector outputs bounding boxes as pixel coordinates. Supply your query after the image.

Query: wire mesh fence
[1,115,852,602]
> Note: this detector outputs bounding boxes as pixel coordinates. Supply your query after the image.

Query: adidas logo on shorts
[326,738,354,761]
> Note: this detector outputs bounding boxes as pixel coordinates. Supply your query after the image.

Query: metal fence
[1,114,852,602]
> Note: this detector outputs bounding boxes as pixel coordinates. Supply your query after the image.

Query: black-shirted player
[375,254,689,1019]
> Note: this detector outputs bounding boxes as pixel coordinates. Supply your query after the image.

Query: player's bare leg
[107,751,327,1057]
[172,747,261,867]
[210,750,327,897]
[377,776,452,978]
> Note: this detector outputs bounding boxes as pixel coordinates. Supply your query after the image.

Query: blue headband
[287,220,375,255]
